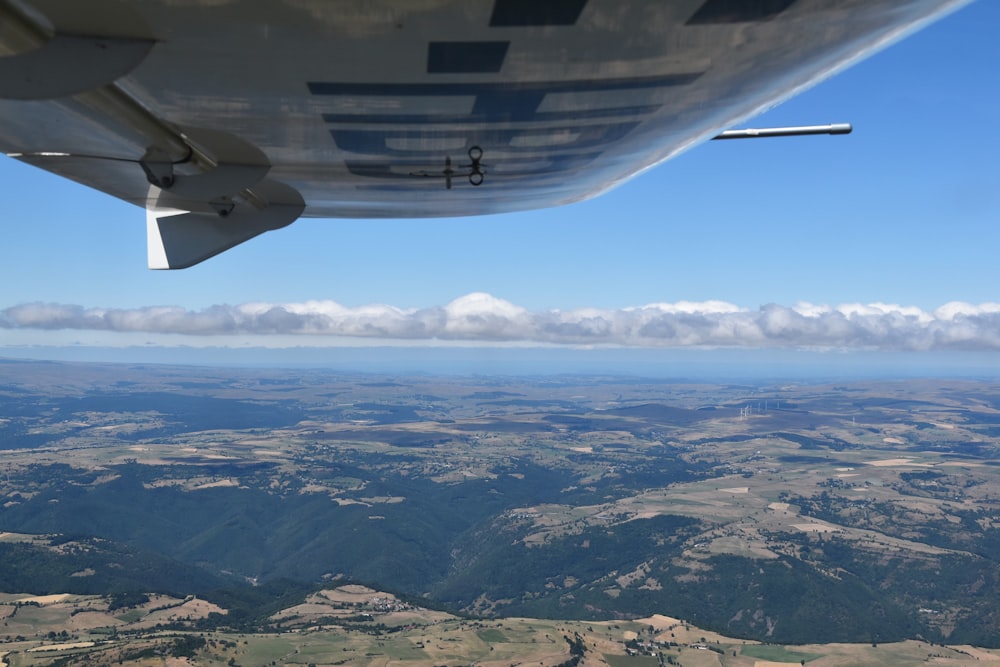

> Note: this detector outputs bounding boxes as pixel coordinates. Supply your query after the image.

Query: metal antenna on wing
[712,123,852,140]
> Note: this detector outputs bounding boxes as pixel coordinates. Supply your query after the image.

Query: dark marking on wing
[489,0,589,27]
[687,0,798,24]
[427,41,509,73]
[322,104,662,126]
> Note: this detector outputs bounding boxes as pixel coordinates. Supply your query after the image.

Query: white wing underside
[0,0,972,267]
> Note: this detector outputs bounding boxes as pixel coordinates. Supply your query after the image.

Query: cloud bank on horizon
[3,293,1000,351]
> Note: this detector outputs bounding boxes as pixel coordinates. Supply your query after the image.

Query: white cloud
[934,301,1000,320]
[3,295,1000,351]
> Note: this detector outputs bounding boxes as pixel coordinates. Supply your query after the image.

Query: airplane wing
[0,0,972,268]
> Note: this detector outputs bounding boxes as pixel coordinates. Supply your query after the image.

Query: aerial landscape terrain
[1,357,998,666]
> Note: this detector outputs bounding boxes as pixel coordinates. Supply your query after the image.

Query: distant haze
[1,343,997,381]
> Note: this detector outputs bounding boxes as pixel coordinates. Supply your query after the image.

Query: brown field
[4,587,995,667]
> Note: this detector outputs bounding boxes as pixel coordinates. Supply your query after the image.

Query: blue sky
[1,1,999,365]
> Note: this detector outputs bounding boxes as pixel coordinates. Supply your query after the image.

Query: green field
[741,644,823,662]
[476,628,509,643]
